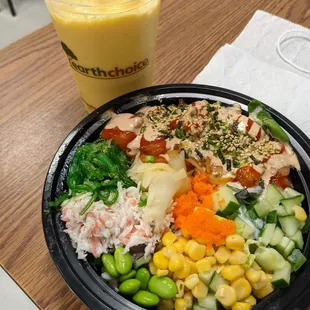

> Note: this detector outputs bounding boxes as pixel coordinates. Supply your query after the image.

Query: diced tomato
[140,154,168,164]
[140,136,167,156]
[235,165,261,188]
[256,128,262,140]
[270,175,291,189]
[101,127,136,152]
[170,119,178,130]
[279,144,286,154]
[246,118,254,132]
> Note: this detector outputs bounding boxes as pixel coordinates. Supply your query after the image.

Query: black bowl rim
[42,84,310,310]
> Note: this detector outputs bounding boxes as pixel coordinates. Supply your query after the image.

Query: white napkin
[233,10,310,79]
[193,11,310,137]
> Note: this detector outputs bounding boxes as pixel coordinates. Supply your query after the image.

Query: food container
[42,84,310,310]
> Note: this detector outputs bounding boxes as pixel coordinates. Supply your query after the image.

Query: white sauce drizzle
[105,113,143,134]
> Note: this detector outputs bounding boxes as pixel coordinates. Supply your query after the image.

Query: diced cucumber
[255,247,286,271]
[276,236,290,255]
[281,196,304,214]
[272,262,291,288]
[133,255,151,269]
[264,184,284,206]
[300,221,306,230]
[234,216,255,239]
[269,227,284,246]
[290,230,304,250]
[260,223,276,246]
[199,270,215,285]
[287,249,307,271]
[193,304,208,310]
[254,199,273,217]
[279,215,300,237]
[212,186,241,215]
[248,209,259,220]
[266,210,277,223]
[283,240,295,258]
[277,205,289,216]
[198,293,219,310]
[283,187,305,201]
[209,272,228,292]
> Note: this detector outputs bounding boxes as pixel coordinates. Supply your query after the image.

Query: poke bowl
[42,84,310,310]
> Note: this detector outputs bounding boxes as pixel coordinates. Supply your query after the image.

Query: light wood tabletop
[0,0,309,309]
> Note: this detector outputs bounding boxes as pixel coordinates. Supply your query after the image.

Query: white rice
[61,183,173,259]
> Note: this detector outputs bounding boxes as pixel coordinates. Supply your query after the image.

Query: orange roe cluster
[182,208,236,247]
[173,173,236,247]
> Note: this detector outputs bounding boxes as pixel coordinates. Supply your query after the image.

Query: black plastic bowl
[42,84,310,310]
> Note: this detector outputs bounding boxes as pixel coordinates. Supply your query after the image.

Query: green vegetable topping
[50,139,135,212]
[175,128,186,139]
[248,100,289,142]
[144,155,155,163]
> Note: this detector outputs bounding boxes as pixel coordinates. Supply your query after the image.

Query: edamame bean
[118,279,140,296]
[132,290,160,307]
[114,247,132,275]
[148,276,177,299]
[135,268,150,290]
[101,253,119,278]
[119,270,136,283]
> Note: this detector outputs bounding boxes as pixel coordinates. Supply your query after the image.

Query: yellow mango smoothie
[45,0,161,112]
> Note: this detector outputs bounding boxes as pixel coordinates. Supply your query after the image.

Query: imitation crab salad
[50,99,308,310]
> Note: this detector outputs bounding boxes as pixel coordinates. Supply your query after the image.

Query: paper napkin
[193,11,310,137]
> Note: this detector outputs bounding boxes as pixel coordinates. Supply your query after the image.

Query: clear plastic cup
[45,0,161,112]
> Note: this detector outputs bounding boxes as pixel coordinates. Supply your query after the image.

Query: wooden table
[0,0,309,309]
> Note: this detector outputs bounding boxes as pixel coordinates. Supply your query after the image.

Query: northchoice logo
[61,41,149,80]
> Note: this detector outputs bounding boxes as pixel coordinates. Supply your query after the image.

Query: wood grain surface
[0,0,309,309]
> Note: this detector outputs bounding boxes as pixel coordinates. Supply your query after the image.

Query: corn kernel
[226,235,245,251]
[222,265,245,282]
[175,298,187,310]
[162,232,177,246]
[176,279,185,298]
[293,206,307,222]
[156,269,169,277]
[215,264,225,273]
[184,274,199,289]
[266,273,273,282]
[253,281,274,299]
[182,229,191,239]
[231,278,252,301]
[242,295,257,306]
[231,302,252,310]
[192,280,208,299]
[175,259,191,279]
[214,246,231,264]
[184,240,195,255]
[184,256,198,274]
[153,250,169,270]
[215,284,237,307]
[206,246,215,256]
[205,256,217,265]
[183,292,193,309]
[188,242,206,261]
[169,253,185,272]
[251,271,268,290]
[157,299,174,310]
[148,261,158,275]
[251,262,261,271]
[162,245,178,258]
[174,242,185,253]
[245,268,262,284]
[196,258,212,273]
[229,250,248,265]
